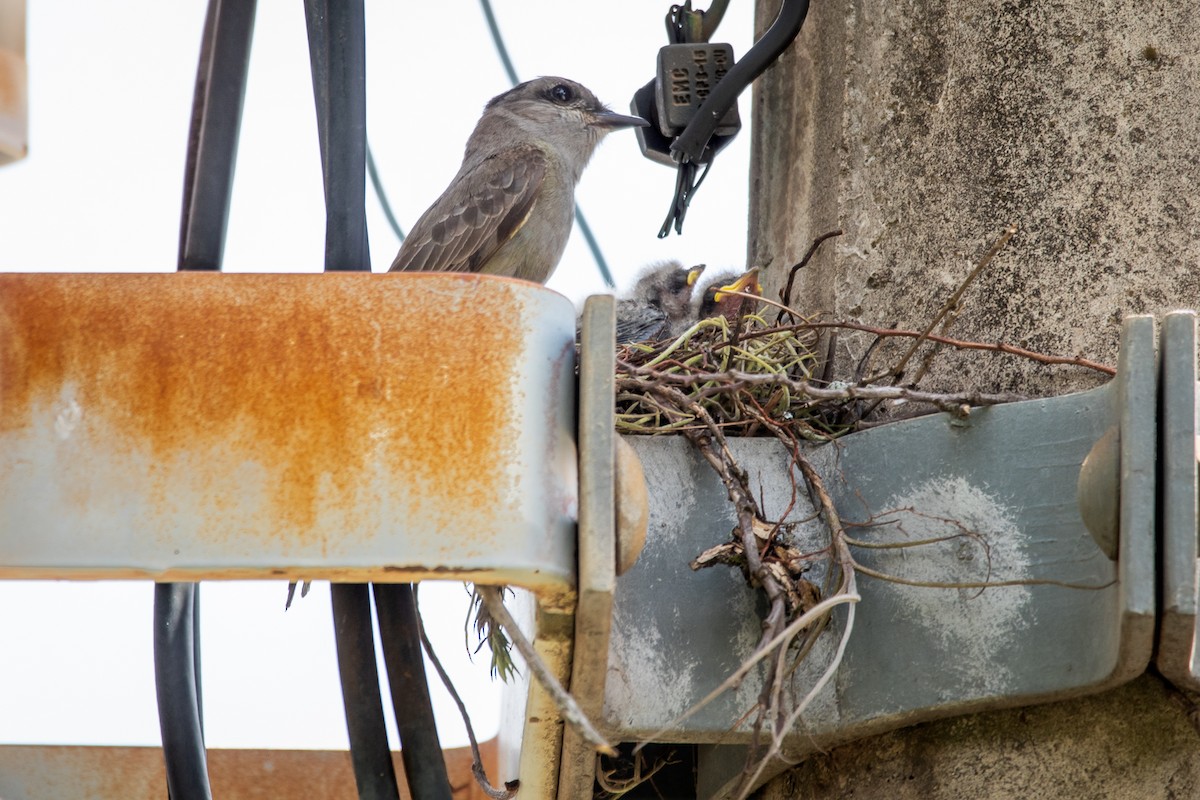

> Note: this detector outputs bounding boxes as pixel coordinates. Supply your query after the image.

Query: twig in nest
[415,586,518,800]
[711,319,1116,377]
[631,591,860,749]
[595,747,678,798]
[848,561,1113,592]
[640,381,801,775]
[776,229,845,324]
[620,376,862,798]
[474,585,616,756]
[623,366,1026,414]
[866,221,1019,386]
[728,451,859,797]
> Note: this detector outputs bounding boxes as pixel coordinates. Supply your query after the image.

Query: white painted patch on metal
[870,476,1033,696]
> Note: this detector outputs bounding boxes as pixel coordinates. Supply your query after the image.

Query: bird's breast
[483,166,576,284]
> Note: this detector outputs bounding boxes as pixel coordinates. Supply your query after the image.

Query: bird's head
[630,261,706,322]
[695,267,763,321]
[481,77,647,175]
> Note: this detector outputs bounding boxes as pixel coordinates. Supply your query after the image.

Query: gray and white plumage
[615,261,706,344]
[390,77,646,283]
[288,80,643,610]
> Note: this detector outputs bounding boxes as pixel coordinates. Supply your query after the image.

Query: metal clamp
[1155,310,1198,688]
[606,316,1156,798]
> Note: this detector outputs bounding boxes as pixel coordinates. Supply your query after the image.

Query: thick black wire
[671,0,810,163]
[192,590,203,737]
[331,585,402,800]
[304,0,371,271]
[477,0,617,289]
[304,3,397,798]
[178,0,257,270]
[158,1,257,796]
[374,585,453,800]
[303,4,451,798]
[153,584,212,800]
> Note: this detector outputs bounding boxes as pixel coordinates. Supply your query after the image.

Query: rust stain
[0,273,529,548]
[0,50,20,113]
[0,740,500,799]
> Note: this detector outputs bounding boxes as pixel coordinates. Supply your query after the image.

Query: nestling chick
[692,267,763,324]
[615,261,706,344]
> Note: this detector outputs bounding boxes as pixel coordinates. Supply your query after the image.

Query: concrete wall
[760,676,1200,799]
[750,0,1200,795]
[750,0,1200,397]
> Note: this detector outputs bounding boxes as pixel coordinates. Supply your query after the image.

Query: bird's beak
[590,108,650,129]
[686,264,706,287]
[713,267,762,303]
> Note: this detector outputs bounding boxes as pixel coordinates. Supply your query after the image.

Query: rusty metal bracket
[495,294,629,797]
[0,272,638,799]
[0,272,578,593]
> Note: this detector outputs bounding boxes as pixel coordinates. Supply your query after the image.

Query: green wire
[367,144,405,243]
[478,0,618,289]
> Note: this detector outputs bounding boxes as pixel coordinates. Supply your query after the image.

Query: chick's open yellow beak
[713,267,762,303]
[686,264,707,287]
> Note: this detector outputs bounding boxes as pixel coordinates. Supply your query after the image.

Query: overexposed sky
[0,0,754,752]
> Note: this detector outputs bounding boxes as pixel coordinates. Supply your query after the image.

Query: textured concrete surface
[749,0,1200,397]
[760,676,1200,800]
[749,1,1200,796]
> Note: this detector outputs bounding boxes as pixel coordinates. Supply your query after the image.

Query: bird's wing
[390,145,548,273]
[615,300,669,345]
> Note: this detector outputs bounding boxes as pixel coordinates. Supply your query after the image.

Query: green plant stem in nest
[616,313,826,436]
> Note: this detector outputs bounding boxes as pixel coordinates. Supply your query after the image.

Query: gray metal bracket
[497,295,631,797]
[605,316,1157,798]
[1155,310,1198,688]
[556,295,619,796]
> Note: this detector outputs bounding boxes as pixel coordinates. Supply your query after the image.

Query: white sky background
[0,0,754,751]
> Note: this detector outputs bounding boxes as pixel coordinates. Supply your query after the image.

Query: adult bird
[288,79,642,611]
[615,260,706,344]
[390,77,646,283]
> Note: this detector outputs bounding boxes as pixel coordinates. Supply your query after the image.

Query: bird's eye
[550,84,574,104]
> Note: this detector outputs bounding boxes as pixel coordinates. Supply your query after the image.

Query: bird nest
[611,226,1111,441]
[616,312,829,438]
[595,226,1121,798]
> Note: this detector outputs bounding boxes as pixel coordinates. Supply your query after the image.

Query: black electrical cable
[158,2,257,797]
[671,0,810,164]
[178,0,258,270]
[192,587,204,738]
[331,585,403,800]
[303,4,448,799]
[374,584,453,800]
[477,0,617,289]
[303,0,371,271]
[154,584,212,800]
